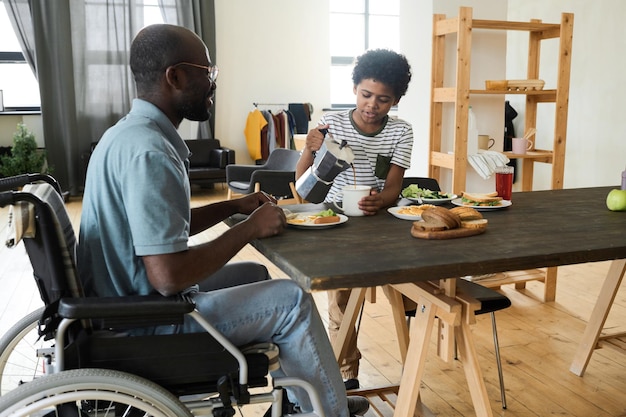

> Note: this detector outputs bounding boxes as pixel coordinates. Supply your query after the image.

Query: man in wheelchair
[75,24,369,417]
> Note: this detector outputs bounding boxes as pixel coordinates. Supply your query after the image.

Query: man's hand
[246,202,286,238]
[237,191,277,215]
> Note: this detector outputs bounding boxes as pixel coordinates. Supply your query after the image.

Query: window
[329,0,399,107]
[0,0,165,112]
[0,1,40,111]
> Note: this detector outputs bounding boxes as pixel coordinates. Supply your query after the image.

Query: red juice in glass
[495,166,514,200]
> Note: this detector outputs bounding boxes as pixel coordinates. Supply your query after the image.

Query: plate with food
[452,192,512,210]
[401,184,456,205]
[387,205,432,220]
[284,209,348,229]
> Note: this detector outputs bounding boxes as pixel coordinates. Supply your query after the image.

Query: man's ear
[164,66,184,90]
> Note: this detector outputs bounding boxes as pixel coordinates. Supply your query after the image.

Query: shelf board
[472,19,560,33]
[470,89,556,99]
[433,87,556,103]
[429,150,554,171]
[430,151,456,170]
[503,150,553,163]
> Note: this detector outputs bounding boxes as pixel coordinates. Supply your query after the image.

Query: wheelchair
[0,174,324,417]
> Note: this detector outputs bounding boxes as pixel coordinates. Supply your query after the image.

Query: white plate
[286,213,348,229]
[387,206,423,221]
[451,198,512,210]
[407,194,457,205]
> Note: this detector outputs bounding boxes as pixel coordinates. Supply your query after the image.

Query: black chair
[226,148,301,201]
[401,177,511,409]
[0,173,323,416]
[185,139,236,189]
[401,176,442,192]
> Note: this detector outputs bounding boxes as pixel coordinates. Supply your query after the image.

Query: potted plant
[0,123,51,178]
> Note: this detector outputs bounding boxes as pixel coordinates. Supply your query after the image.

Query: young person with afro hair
[296,49,413,390]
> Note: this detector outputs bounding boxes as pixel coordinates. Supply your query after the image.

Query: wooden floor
[1,184,625,416]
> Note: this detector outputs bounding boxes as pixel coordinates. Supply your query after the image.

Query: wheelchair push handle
[0,173,62,194]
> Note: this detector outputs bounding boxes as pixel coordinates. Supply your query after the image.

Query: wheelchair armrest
[58,294,195,321]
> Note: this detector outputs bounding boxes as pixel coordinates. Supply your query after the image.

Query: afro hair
[352,49,412,99]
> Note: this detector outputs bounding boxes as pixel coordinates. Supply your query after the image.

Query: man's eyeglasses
[173,62,219,83]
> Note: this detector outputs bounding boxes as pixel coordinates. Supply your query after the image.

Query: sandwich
[460,191,503,207]
[285,208,341,225]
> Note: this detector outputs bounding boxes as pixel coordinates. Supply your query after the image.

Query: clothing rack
[253,102,288,108]
[245,102,311,161]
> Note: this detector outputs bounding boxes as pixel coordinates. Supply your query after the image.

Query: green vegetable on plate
[316,209,337,217]
[401,184,452,199]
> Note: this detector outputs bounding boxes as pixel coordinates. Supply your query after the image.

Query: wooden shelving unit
[429,6,573,194]
[428,7,574,301]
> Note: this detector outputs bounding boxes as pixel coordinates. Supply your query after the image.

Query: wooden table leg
[394,296,437,417]
[570,259,626,376]
[391,282,493,417]
[543,266,558,302]
[384,285,410,363]
[332,288,367,364]
[455,318,495,417]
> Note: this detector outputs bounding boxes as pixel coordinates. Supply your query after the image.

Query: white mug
[512,137,533,154]
[332,185,371,216]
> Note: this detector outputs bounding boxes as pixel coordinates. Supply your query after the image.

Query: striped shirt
[318,109,413,202]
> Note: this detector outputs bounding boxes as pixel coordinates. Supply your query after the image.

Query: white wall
[507,0,626,189]
[212,0,329,162]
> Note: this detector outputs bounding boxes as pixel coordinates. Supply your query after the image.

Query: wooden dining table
[227,186,626,417]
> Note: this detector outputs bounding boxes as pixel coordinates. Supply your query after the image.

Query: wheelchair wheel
[0,307,51,396]
[0,368,193,416]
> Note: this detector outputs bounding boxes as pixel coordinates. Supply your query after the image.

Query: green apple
[606,189,626,211]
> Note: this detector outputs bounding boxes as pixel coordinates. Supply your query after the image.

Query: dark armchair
[185,139,235,188]
[226,148,301,202]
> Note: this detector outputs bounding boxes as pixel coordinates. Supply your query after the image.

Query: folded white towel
[467,151,510,180]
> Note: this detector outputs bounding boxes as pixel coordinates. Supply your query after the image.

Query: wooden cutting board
[411,224,486,240]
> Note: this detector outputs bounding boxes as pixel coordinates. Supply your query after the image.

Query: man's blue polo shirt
[78,99,191,297]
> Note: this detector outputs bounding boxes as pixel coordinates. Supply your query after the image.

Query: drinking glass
[495,166,514,201]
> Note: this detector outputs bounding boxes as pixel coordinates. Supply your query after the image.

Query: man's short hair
[130,24,188,91]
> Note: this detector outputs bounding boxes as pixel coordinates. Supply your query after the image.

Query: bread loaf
[450,206,483,221]
[412,219,448,232]
[420,206,461,229]
[460,218,488,229]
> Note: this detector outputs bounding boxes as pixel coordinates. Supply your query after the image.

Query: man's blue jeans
[182,263,348,417]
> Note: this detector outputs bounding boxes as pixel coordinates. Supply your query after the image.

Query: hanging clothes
[245,104,301,162]
[273,112,286,149]
[288,103,313,134]
[261,110,276,161]
[504,101,518,182]
[244,108,268,161]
